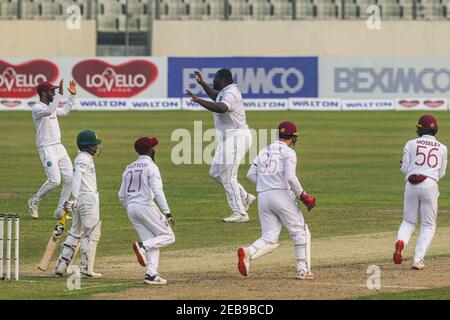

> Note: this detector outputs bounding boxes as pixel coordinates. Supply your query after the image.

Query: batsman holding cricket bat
[37,211,70,271]
[55,130,103,278]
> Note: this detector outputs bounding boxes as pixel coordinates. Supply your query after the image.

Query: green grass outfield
[1,110,450,299]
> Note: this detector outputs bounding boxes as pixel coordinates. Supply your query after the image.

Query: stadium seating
[342,0,359,18]
[40,0,63,19]
[21,0,40,19]
[296,1,316,19]
[271,0,292,19]
[380,3,402,18]
[59,0,89,18]
[185,0,208,19]
[158,0,189,19]
[118,13,139,31]
[316,2,339,18]
[250,0,273,19]
[1,0,448,21]
[422,3,446,18]
[228,0,252,19]
[97,14,117,31]
[98,0,123,16]
[0,0,19,19]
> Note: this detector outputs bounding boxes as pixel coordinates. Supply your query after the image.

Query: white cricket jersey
[32,93,75,148]
[72,151,97,199]
[247,140,304,196]
[118,155,171,214]
[214,84,248,139]
[401,135,448,182]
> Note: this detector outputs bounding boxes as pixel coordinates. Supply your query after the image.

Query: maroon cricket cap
[135,137,159,155]
[416,115,438,130]
[278,121,299,137]
[36,81,59,94]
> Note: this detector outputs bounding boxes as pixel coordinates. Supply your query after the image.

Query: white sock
[146,248,160,276]
[414,225,436,262]
[397,220,416,246]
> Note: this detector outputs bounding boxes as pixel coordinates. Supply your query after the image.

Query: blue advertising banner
[168,57,318,98]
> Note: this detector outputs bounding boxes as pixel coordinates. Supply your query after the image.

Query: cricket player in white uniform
[237,121,316,280]
[393,115,447,270]
[185,69,255,223]
[28,80,77,220]
[55,130,103,278]
[119,137,175,285]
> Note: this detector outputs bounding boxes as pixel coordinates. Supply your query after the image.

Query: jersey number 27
[126,169,143,192]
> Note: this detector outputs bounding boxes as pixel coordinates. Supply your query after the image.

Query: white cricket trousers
[209,129,252,215]
[247,189,309,271]
[34,143,73,210]
[397,178,439,262]
[127,203,175,276]
[70,192,101,236]
[57,192,101,272]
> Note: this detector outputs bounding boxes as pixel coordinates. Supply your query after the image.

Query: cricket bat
[37,212,69,271]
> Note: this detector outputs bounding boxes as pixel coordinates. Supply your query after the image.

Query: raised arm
[56,81,77,117]
[32,94,61,120]
[194,71,219,101]
[185,90,229,113]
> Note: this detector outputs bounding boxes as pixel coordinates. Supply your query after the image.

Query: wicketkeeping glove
[166,213,175,227]
[299,191,316,211]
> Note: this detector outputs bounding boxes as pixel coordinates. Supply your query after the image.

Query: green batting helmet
[77,130,102,150]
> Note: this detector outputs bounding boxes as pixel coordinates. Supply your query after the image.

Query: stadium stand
[0,0,447,55]
[1,0,447,21]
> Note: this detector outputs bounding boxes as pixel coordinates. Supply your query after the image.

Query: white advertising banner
[289,98,341,110]
[320,57,450,99]
[395,98,448,111]
[342,100,395,111]
[244,99,288,110]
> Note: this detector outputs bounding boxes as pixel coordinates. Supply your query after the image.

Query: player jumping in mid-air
[28,80,77,220]
[185,69,255,223]
[237,121,316,280]
[119,137,175,285]
[55,130,103,278]
[393,115,447,270]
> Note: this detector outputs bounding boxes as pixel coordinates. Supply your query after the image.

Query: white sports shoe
[296,269,315,280]
[144,274,167,285]
[237,247,250,276]
[80,271,102,278]
[412,259,425,270]
[27,197,39,219]
[223,213,249,223]
[243,194,256,211]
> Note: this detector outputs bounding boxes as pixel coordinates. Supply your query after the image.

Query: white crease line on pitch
[305,282,430,290]
[64,282,131,292]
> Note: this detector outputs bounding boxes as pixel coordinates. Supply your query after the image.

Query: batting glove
[63,199,78,213]
[299,191,316,211]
